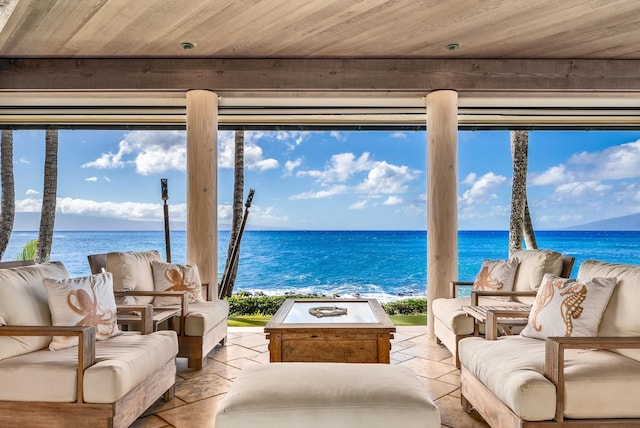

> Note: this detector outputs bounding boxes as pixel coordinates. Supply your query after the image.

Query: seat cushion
[0,261,69,360]
[0,330,178,403]
[460,335,640,420]
[215,363,440,428]
[578,260,640,362]
[106,250,161,305]
[432,296,529,335]
[181,300,230,336]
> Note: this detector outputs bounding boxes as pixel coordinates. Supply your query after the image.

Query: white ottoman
[215,363,440,428]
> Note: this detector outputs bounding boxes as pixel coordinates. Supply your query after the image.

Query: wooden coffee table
[264,298,396,363]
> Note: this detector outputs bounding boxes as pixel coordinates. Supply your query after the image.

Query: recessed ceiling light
[445,43,460,51]
[181,42,195,50]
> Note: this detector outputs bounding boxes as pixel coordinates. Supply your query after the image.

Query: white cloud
[18,157,30,164]
[218,131,279,171]
[355,162,416,195]
[82,139,132,169]
[25,189,39,195]
[85,176,98,182]
[383,196,403,205]
[462,173,477,185]
[103,176,111,182]
[567,139,640,180]
[297,152,372,182]
[330,131,346,142]
[275,131,310,147]
[460,172,507,206]
[531,164,573,186]
[349,200,367,210]
[553,181,612,198]
[290,185,348,200]
[390,132,407,139]
[284,158,303,176]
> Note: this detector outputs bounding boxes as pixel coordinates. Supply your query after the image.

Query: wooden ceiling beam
[1,58,640,94]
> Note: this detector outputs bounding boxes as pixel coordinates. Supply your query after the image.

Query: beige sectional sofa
[432,249,573,366]
[0,261,179,428]
[459,260,640,427]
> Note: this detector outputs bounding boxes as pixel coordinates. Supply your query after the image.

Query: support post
[426,90,458,337]
[186,90,218,300]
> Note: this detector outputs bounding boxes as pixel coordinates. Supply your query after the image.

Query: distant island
[566,212,640,231]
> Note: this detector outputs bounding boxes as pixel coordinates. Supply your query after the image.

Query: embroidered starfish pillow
[521,273,617,339]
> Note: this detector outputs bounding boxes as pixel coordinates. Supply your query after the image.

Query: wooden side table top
[462,305,531,340]
[117,307,181,332]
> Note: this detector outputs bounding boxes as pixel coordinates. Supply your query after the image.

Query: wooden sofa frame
[460,308,640,427]
[88,253,227,369]
[0,305,176,428]
[436,255,575,367]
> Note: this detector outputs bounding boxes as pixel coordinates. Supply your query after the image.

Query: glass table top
[282,300,377,324]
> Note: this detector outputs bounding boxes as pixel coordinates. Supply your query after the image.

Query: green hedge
[226,294,427,316]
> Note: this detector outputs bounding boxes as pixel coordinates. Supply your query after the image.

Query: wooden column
[426,90,458,337]
[186,90,218,299]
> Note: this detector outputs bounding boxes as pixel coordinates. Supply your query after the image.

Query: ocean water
[4,230,640,301]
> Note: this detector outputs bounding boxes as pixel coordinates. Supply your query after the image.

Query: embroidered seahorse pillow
[521,273,617,339]
[151,261,204,306]
[472,258,518,300]
[43,272,121,351]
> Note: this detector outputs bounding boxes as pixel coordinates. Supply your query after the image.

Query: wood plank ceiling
[2,0,640,59]
[2,0,640,128]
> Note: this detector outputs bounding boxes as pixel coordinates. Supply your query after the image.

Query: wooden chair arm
[471,290,536,306]
[116,304,153,334]
[484,309,531,340]
[0,325,96,403]
[450,281,473,298]
[114,290,189,317]
[544,336,640,422]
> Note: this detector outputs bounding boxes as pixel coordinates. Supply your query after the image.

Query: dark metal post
[161,178,171,262]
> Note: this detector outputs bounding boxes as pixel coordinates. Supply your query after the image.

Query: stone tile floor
[133,326,489,428]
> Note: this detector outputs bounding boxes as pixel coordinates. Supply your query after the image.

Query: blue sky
[8,128,640,230]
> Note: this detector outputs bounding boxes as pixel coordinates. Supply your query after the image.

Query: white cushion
[577,260,640,362]
[43,272,121,350]
[180,300,230,336]
[0,261,69,360]
[215,363,440,428]
[0,330,178,403]
[151,261,203,306]
[511,249,563,304]
[472,259,518,298]
[521,274,617,340]
[432,296,529,335]
[459,335,640,420]
[106,250,161,304]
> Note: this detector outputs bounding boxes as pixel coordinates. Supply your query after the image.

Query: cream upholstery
[0,331,177,403]
[179,301,229,336]
[106,250,161,304]
[459,259,640,426]
[215,363,440,428]
[0,261,69,359]
[460,335,640,420]
[432,249,564,364]
[579,260,640,362]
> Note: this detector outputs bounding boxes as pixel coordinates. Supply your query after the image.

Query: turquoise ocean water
[4,230,640,301]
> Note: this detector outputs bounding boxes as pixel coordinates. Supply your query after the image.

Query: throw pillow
[521,273,617,339]
[472,259,518,300]
[43,272,121,351]
[151,261,203,306]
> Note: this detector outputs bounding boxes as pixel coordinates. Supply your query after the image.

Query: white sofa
[432,249,574,366]
[89,250,229,369]
[0,261,179,428]
[459,260,640,427]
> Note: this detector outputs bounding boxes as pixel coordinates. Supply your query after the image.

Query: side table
[462,305,530,340]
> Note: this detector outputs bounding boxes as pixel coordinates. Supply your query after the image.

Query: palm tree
[220,130,245,298]
[508,130,537,256]
[0,130,15,260]
[35,129,58,263]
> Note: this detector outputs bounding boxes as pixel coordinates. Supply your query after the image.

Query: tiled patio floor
[133,326,489,428]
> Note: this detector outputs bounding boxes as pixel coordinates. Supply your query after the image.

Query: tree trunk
[221,130,245,297]
[35,129,58,263]
[523,201,538,249]
[0,130,15,260]
[509,130,530,256]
